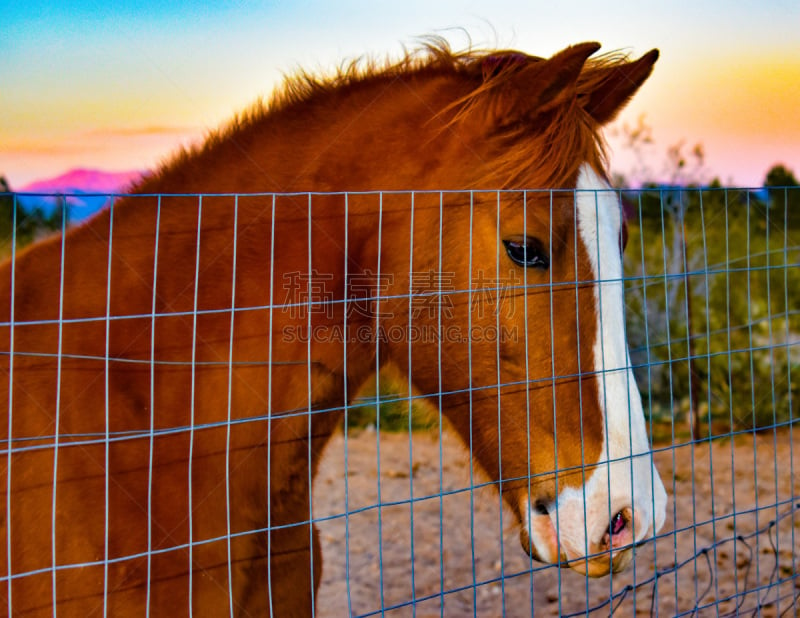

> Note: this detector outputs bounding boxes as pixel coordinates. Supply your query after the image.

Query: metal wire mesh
[1,186,797,616]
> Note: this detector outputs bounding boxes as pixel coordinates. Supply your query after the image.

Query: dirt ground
[313,427,800,617]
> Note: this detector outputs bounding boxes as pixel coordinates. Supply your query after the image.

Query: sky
[2,0,799,188]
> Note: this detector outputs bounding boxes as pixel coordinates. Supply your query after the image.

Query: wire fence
[0,186,798,616]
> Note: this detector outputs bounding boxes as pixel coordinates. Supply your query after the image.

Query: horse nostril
[597,508,639,557]
[534,500,550,516]
[609,511,626,536]
[604,508,640,549]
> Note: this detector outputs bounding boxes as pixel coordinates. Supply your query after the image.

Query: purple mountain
[20,168,143,194]
[15,168,144,221]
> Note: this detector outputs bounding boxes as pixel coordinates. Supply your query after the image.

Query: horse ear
[580,49,659,125]
[479,42,601,128]
[532,42,602,112]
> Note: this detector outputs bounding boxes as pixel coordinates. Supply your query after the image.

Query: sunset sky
[2,0,799,188]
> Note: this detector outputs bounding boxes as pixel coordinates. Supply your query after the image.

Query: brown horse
[1,40,667,615]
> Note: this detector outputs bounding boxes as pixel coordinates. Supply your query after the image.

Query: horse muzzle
[519,501,661,577]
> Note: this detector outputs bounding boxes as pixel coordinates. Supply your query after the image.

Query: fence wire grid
[0,186,798,617]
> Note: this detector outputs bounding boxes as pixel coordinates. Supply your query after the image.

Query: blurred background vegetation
[624,170,799,439]
[0,176,65,258]
[614,120,798,438]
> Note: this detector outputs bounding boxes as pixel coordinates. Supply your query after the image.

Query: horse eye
[503,236,549,269]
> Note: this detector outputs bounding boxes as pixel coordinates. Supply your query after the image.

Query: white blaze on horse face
[525,164,667,566]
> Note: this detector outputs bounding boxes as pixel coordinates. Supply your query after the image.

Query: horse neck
[139,74,479,196]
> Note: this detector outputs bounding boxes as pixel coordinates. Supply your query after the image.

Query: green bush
[624,186,799,432]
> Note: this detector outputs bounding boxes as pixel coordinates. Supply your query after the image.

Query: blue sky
[2,1,799,187]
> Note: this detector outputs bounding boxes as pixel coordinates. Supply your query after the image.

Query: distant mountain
[15,168,144,221]
[19,169,143,194]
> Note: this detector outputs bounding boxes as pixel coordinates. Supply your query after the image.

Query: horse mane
[137,37,636,192]
[269,36,472,111]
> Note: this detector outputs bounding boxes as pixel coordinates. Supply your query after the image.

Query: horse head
[384,42,668,576]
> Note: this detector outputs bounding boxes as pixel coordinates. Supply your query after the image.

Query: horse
[0,40,667,615]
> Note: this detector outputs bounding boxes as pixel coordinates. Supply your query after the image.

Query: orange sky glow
[2,2,798,189]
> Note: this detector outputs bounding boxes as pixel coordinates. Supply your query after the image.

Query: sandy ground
[313,427,800,617]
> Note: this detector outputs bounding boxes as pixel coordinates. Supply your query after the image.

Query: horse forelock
[472,102,607,190]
